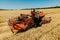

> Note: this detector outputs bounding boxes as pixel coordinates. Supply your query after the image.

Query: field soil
[0,8,60,40]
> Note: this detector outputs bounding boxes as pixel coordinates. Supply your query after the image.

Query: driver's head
[33,9,35,11]
[20,14,23,16]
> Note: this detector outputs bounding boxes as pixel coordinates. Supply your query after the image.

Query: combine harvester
[8,11,51,34]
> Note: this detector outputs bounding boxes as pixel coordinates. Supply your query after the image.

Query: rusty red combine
[8,11,51,34]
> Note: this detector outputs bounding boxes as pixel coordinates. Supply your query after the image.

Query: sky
[0,0,60,9]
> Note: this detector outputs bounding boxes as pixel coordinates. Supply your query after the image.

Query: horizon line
[0,6,60,10]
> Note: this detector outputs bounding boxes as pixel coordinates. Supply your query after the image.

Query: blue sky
[0,0,60,9]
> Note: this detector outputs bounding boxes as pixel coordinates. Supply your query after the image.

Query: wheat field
[0,8,60,40]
